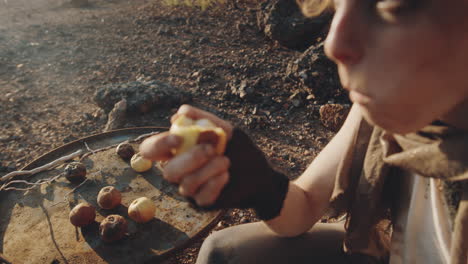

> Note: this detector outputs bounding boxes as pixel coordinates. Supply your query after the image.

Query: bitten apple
[169,115,227,156]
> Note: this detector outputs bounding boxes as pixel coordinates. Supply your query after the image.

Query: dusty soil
[0,0,342,263]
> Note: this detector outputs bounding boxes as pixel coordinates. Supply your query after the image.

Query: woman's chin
[358,106,426,135]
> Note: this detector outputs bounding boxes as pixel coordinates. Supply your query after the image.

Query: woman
[140,0,468,263]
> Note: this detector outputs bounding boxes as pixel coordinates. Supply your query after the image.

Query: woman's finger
[139,132,182,161]
[171,104,233,139]
[178,156,230,197]
[163,144,216,184]
[193,171,230,207]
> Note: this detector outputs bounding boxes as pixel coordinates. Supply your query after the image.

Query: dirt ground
[0,0,341,263]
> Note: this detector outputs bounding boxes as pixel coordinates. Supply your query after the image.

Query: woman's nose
[324,2,366,66]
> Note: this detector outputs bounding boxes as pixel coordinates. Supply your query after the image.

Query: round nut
[99,214,128,242]
[69,203,96,227]
[116,143,135,160]
[97,186,122,209]
[130,153,153,172]
[64,162,87,183]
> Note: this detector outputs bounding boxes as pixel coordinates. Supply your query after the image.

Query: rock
[198,37,209,44]
[193,68,214,85]
[104,99,127,132]
[235,22,250,33]
[92,108,107,122]
[0,162,7,172]
[288,91,305,108]
[229,79,259,101]
[156,25,173,36]
[291,98,301,107]
[70,0,89,7]
[191,71,201,78]
[319,104,351,132]
[183,40,194,47]
[63,135,78,143]
[256,0,331,50]
[83,113,93,120]
[93,80,191,114]
[216,221,226,229]
[286,43,348,104]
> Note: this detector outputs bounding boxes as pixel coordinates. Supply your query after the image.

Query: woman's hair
[296,0,333,17]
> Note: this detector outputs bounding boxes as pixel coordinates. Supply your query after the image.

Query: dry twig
[84,142,96,154]
[0,130,164,193]
[0,149,83,183]
[0,173,64,192]
[133,131,163,141]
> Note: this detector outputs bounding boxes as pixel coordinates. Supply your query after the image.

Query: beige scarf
[327,116,468,264]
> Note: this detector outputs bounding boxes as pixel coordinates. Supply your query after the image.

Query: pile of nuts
[68,142,157,242]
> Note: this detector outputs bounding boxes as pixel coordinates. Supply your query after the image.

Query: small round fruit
[69,203,96,227]
[169,115,227,156]
[64,162,87,183]
[128,197,156,223]
[130,153,153,172]
[97,186,122,209]
[116,143,135,160]
[99,214,128,242]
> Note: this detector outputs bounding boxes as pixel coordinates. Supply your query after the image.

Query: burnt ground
[0,0,341,263]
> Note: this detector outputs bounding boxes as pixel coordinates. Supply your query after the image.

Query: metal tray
[0,127,224,264]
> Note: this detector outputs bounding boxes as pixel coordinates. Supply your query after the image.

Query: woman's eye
[376,0,407,13]
[375,0,417,21]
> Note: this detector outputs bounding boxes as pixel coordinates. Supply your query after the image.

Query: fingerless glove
[201,128,290,221]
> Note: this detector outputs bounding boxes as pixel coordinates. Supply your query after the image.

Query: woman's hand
[141,104,289,221]
[139,105,233,206]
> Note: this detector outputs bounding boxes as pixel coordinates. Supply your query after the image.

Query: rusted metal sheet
[0,127,224,264]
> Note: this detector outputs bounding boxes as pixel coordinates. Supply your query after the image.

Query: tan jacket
[326,115,468,264]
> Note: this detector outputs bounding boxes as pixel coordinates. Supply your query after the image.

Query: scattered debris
[229,79,259,101]
[319,104,351,132]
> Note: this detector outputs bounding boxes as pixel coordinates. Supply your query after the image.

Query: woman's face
[325,0,468,133]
